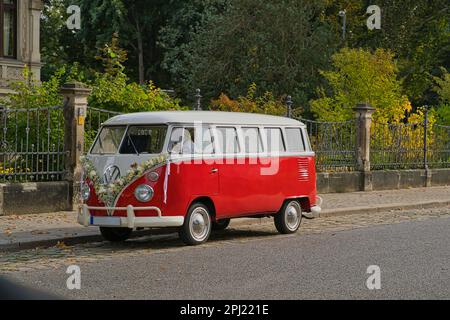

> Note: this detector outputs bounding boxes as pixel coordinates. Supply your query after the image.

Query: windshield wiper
[126,133,140,156]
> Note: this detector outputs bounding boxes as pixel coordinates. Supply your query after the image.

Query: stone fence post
[354,103,375,191]
[60,82,92,209]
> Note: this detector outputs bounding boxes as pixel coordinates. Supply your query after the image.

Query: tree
[88,37,186,113]
[41,0,81,80]
[433,68,450,125]
[42,0,174,85]
[433,68,450,103]
[158,0,231,95]
[310,48,412,123]
[355,0,450,106]
[175,0,339,107]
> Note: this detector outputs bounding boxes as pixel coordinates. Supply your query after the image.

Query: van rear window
[285,128,305,152]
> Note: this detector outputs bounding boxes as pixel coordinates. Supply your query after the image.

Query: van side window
[285,128,305,152]
[168,127,194,154]
[242,127,263,153]
[200,127,215,154]
[264,128,285,153]
[216,127,240,154]
[168,127,214,154]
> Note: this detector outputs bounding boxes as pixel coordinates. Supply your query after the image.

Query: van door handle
[211,168,219,173]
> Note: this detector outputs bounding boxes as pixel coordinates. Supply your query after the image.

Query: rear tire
[100,227,133,242]
[179,203,212,245]
[212,218,230,231]
[274,200,302,234]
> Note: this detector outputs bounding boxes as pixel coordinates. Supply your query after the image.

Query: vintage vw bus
[78,111,321,245]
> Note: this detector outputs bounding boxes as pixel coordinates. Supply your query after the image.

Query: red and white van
[78,111,321,245]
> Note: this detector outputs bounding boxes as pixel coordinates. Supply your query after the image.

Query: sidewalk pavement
[1,186,449,252]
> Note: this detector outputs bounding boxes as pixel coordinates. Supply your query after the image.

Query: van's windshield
[120,126,167,154]
[90,125,167,155]
[90,126,126,154]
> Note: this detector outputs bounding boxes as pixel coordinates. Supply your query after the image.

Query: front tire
[100,227,133,242]
[274,200,302,234]
[179,203,212,245]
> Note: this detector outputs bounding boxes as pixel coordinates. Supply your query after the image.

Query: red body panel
[86,155,317,221]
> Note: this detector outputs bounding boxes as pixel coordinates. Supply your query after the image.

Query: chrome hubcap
[285,202,301,231]
[189,207,211,241]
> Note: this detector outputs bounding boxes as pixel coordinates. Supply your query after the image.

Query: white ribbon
[163,158,171,204]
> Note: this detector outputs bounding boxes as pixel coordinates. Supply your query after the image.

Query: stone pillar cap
[60,82,92,95]
[353,103,375,112]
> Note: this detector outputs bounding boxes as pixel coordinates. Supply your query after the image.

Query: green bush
[209,83,290,116]
[88,72,185,113]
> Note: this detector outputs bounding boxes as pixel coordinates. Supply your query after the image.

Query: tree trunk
[137,32,145,85]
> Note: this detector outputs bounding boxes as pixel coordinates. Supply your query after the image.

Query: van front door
[168,126,219,197]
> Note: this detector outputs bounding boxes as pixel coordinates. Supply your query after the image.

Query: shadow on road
[105,227,280,251]
[0,226,282,273]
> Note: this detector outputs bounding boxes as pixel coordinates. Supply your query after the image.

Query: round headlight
[147,171,159,182]
[134,184,154,202]
[81,184,90,201]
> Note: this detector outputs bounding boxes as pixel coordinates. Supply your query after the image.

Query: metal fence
[299,118,357,172]
[84,107,122,151]
[428,124,450,168]
[1,102,448,182]
[370,121,425,170]
[370,121,450,170]
[0,105,66,182]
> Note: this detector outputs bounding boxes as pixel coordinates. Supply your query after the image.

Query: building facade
[0,0,43,95]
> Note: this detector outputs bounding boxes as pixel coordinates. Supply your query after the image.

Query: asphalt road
[3,210,450,300]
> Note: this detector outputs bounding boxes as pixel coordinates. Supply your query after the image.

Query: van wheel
[212,218,230,231]
[100,227,133,242]
[179,203,212,245]
[274,200,302,234]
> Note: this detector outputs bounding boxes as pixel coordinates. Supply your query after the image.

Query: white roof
[104,111,305,127]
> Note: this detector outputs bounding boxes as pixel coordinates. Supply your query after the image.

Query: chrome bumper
[77,204,184,228]
[302,196,323,219]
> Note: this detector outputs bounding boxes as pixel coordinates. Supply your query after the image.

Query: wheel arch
[278,196,310,213]
[189,196,217,220]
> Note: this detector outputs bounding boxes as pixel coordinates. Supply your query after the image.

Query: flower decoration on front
[80,154,168,207]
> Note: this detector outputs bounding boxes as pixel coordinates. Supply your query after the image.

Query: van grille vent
[297,158,309,181]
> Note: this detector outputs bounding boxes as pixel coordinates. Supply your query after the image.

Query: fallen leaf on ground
[55,241,69,249]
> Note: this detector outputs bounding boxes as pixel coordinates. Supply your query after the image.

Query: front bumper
[77,204,184,228]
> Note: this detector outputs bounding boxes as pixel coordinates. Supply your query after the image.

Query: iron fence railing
[298,118,357,172]
[370,121,425,170]
[0,105,66,182]
[429,124,450,168]
[84,107,122,152]
[0,102,448,181]
[370,120,450,170]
